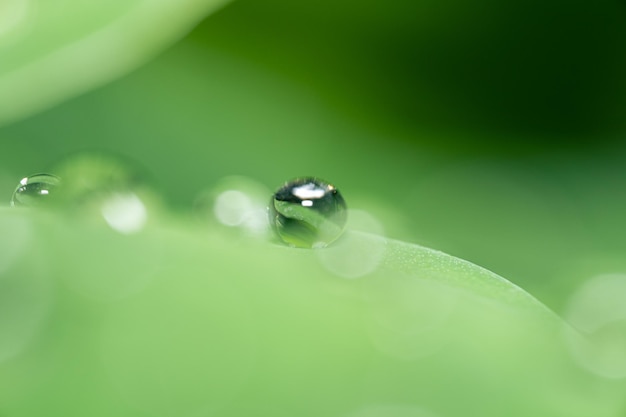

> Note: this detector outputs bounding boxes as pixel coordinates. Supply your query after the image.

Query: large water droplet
[10,173,61,207]
[269,177,347,248]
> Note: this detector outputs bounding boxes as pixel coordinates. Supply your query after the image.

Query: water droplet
[10,173,61,207]
[269,177,347,248]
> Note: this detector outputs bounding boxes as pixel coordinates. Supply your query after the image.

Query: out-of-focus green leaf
[1,208,622,417]
[0,0,229,127]
[372,231,558,320]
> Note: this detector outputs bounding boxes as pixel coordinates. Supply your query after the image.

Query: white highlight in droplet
[291,183,325,199]
[101,193,147,234]
[564,273,626,379]
[301,199,313,207]
[316,209,385,279]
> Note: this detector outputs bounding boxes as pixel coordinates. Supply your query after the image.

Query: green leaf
[2,208,620,417]
[0,0,229,127]
[373,231,559,319]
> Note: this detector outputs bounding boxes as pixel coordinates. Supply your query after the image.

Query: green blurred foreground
[0,208,623,417]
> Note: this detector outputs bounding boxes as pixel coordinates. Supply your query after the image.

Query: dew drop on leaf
[10,173,61,207]
[269,177,347,248]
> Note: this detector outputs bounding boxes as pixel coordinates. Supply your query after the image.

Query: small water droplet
[269,177,347,248]
[10,173,61,207]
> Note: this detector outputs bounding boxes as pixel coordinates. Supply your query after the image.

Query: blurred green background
[2,0,626,310]
[2,1,626,416]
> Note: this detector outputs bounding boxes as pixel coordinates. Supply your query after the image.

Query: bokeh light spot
[317,209,385,278]
[0,0,30,39]
[101,192,147,234]
[564,273,626,379]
